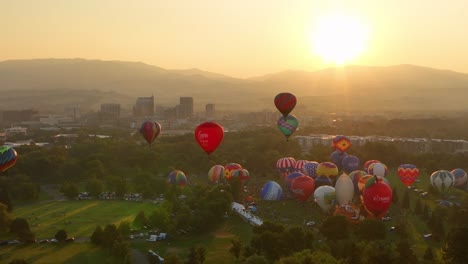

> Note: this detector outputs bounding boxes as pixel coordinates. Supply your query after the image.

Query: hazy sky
[2,0,467,78]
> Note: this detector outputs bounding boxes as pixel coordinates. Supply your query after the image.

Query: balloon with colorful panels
[365,176,390,189]
[358,175,374,193]
[140,121,162,146]
[368,162,388,177]
[208,165,225,184]
[329,151,348,170]
[232,169,250,185]
[168,170,187,186]
[274,92,297,118]
[349,170,367,193]
[302,161,320,179]
[335,173,355,206]
[451,168,468,188]
[0,146,18,173]
[260,181,283,201]
[291,175,315,202]
[430,170,455,195]
[342,155,360,174]
[397,164,420,186]
[334,204,362,224]
[277,115,299,140]
[332,135,351,153]
[224,163,242,181]
[276,157,296,178]
[363,160,380,173]
[362,176,392,219]
[314,186,336,212]
[294,160,308,173]
[315,175,333,188]
[285,172,304,190]
[316,162,339,182]
[195,122,224,155]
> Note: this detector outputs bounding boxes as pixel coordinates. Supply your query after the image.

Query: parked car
[65,237,75,242]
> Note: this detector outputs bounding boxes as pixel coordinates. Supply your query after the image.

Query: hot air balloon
[349,170,367,194]
[302,161,320,179]
[430,170,455,195]
[368,162,388,177]
[0,146,18,173]
[332,135,351,153]
[224,163,242,181]
[342,155,360,174]
[291,176,315,202]
[364,175,390,189]
[195,122,224,155]
[363,160,380,173]
[260,181,283,201]
[329,151,348,170]
[451,168,468,188]
[277,115,299,140]
[168,170,187,186]
[315,175,333,188]
[274,92,297,118]
[246,195,254,203]
[358,175,374,192]
[208,165,225,184]
[294,160,308,172]
[397,164,420,186]
[316,162,339,182]
[285,172,305,190]
[140,121,162,146]
[362,176,392,219]
[232,169,250,185]
[335,173,355,205]
[276,157,296,177]
[334,204,361,224]
[314,186,336,212]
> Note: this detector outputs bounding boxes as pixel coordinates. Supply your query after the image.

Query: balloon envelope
[363,160,380,173]
[277,115,299,139]
[274,92,297,117]
[332,135,351,152]
[334,204,361,224]
[349,170,367,194]
[335,173,355,205]
[294,160,308,172]
[430,170,455,195]
[302,161,320,179]
[316,162,339,181]
[168,170,187,186]
[260,181,283,201]
[451,168,468,187]
[0,146,18,173]
[314,186,336,212]
[232,169,250,184]
[208,165,225,184]
[329,151,348,170]
[342,155,360,174]
[315,175,333,188]
[276,157,296,178]
[224,163,242,181]
[140,121,162,145]
[368,162,388,177]
[285,172,304,190]
[397,164,419,186]
[362,178,392,219]
[291,176,315,202]
[195,122,224,155]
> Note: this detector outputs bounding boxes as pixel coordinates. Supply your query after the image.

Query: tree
[118,221,131,238]
[396,239,418,264]
[402,190,410,210]
[278,250,340,264]
[196,246,206,264]
[230,238,243,261]
[392,187,399,205]
[320,216,350,241]
[60,183,79,200]
[443,227,468,264]
[9,260,28,264]
[355,219,386,241]
[165,253,182,264]
[133,210,148,229]
[186,246,199,264]
[54,229,68,242]
[423,246,434,262]
[0,187,13,211]
[102,224,121,248]
[414,199,422,215]
[86,178,104,197]
[0,202,13,232]
[112,240,131,263]
[10,217,35,243]
[245,255,268,264]
[91,225,104,245]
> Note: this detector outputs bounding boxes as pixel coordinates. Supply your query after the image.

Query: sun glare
[311,13,369,65]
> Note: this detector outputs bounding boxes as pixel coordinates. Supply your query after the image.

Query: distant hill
[1,59,468,113]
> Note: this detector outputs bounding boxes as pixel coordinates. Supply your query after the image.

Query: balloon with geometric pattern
[277,115,299,140]
[0,146,18,173]
[451,168,468,188]
[294,160,308,172]
[302,161,320,179]
[397,164,419,186]
[332,135,351,153]
[168,170,187,186]
[208,165,225,184]
[276,157,296,178]
[140,120,162,146]
[430,170,455,195]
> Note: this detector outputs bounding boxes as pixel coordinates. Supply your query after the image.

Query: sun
[311,13,369,65]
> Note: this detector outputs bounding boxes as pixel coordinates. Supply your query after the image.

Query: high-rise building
[178,97,193,118]
[133,95,154,117]
[205,104,215,118]
[100,103,121,119]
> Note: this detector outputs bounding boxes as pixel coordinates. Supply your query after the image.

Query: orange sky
[2,1,467,78]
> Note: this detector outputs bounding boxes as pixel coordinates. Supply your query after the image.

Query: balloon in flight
[274,92,297,118]
[0,146,18,173]
[140,121,161,146]
[277,115,299,140]
[195,122,224,155]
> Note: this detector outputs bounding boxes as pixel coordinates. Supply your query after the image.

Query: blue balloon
[330,150,348,170]
[302,161,319,179]
[342,155,360,173]
[260,181,283,201]
[315,175,333,188]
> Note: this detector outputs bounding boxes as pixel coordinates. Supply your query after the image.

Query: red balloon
[362,177,392,219]
[274,93,297,117]
[140,121,162,146]
[195,122,224,155]
[291,175,315,202]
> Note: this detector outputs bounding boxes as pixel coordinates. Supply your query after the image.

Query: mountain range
[1,58,468,114]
